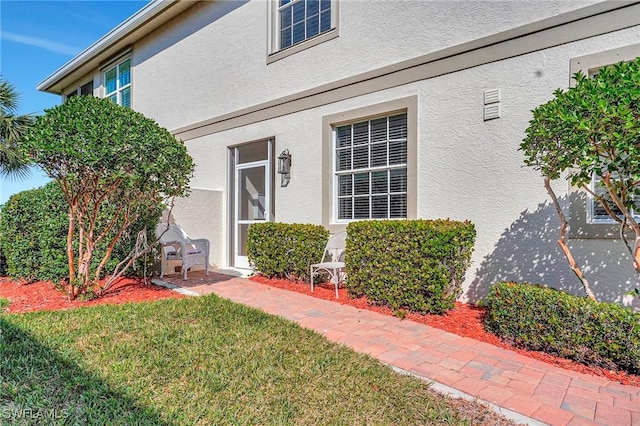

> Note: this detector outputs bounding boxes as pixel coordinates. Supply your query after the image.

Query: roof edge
[36,0,182,93]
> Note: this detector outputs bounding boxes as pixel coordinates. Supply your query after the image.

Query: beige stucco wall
[59,0,640,306]
[168,188,225,268]
[131,0,604,130]
[161,21,640,306]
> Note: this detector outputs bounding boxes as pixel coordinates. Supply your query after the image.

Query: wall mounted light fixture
[277,149,292,187]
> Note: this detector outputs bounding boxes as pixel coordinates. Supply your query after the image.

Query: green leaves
[24,96,194,200]
[345,219,476,314]
[247,223,328,281]
[0,77,34,178]
[521,58,640,222]
[17,96,195,293]
[484,282,640,374]
[0,182,68,282]
[0,181,159,284]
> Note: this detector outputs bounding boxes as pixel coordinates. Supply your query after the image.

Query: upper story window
[278,0,331,50]
[103,58,131,107]
[334,113,408,221]
[66,80,94,100]
[268,0,338,63]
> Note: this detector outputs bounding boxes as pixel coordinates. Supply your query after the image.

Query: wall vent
[484,104,500,121]
[484,89,500,105]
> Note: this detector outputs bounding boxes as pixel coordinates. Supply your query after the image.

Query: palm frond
[0,76,34,179]
[0,78,20,114]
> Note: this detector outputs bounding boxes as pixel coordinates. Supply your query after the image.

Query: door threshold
[214,267,253,278]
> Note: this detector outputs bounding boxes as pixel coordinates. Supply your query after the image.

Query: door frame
[228,139,274,269]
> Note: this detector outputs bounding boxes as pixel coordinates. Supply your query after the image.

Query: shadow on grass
[0,316,171,426]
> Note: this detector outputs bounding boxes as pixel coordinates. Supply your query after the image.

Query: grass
[0,295,513,425]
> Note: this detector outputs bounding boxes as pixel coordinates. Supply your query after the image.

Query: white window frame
[267,0,339,64]
[102,56,131,107]
[65,80,94,100]
[332,114,408,223]
[321,96,418,234]
[588,175,640,224]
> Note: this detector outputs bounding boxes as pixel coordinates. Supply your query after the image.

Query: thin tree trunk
[94,221,130,283]
[544,177,597,302]
[66,206,76,300]
[633,236,640,274]
[100,229,151,295]
[79,245,93,290]
[600,174,640,274]
[619,218,634,257]
[99,200,176,295]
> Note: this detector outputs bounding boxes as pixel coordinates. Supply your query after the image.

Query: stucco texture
[88,0,640,305]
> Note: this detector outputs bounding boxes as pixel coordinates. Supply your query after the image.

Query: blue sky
[0,0,148,204]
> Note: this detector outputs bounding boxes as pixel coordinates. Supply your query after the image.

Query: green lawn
[0,295,514,425]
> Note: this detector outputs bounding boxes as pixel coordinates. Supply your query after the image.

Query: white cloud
[1,31,79,56]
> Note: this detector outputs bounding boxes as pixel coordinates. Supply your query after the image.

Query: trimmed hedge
[484,282,640,374]
[247,222,328,281]
[0,182,68,282]
[0,245,7,276]
[345,219,476,314]
[0,181,159,284]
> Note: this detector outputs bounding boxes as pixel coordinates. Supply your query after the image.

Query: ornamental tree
[521,58,640,302]
[22,96,194,298]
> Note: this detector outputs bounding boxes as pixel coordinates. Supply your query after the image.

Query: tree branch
[545,177,597,301]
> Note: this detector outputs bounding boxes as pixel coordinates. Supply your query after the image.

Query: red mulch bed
[2,273,638,387]
[0,277,182,314]
[250,275,640,387]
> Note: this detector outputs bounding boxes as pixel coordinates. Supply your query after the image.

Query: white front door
[232,141,272,269]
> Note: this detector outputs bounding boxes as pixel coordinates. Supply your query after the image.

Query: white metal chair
[310,231,347,298]
[155,223,210,280]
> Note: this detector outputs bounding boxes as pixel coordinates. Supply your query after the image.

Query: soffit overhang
[37,0,196,94]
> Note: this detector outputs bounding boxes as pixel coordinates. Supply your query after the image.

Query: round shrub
[0,182,67,282]
[247,222,328,281]
[484,282,640,374]
[0,181,159,284]
[346,219,476,314]
[21,95,193,295]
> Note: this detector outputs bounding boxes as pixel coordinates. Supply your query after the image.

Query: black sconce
[277,149,291,187]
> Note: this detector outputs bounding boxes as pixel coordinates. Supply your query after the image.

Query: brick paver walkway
[154,271,640,426]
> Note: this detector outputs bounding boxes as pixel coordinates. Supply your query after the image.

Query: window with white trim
[66,80,94,100]
[590,175,640,223]
[334,113,408,221]
[103,58,131,107]
[277,0,333,50]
